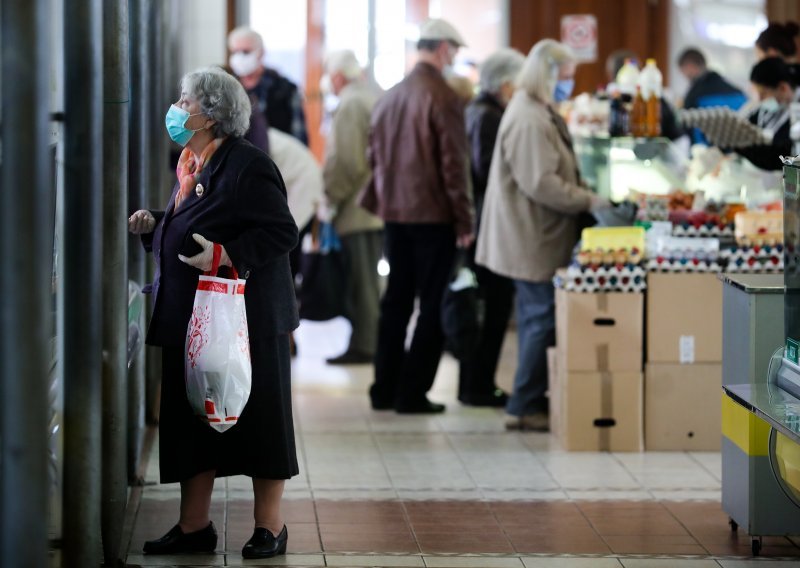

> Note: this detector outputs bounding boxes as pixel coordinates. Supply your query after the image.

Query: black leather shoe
[460,390,509,407]
[242,525,288,559]
[326,350,374,365]
[395,399,446,414]
[143,521,217,554]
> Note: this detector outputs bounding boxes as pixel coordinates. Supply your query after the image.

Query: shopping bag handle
[204,243,239,280]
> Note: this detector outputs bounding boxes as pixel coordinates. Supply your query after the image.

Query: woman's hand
[178,233,232,271]
[589,194,611,213]
[128,210,156,234]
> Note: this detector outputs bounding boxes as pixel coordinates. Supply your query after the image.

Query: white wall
[180,0,228,76]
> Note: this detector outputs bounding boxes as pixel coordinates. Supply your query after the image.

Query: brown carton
[646,272,722,363]
[645,362,722,451]
[555,287,644,372]
[555,368,644,452]
[547,347,561,440]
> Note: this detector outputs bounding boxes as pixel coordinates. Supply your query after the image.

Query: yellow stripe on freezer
[722,394,770,456]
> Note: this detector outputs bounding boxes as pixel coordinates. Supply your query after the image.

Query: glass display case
[573,136,688,201]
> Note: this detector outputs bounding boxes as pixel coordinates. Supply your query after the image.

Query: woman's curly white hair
[181,67,252,138]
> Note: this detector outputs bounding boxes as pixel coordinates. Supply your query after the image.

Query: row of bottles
[609,58,662,138]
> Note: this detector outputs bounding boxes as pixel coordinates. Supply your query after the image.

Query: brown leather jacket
[359,62,474,237]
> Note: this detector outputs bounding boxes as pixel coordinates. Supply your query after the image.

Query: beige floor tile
[325,554,425,566]
[238,553,326,566]
[521,559,623,568]
[619,560,720,568]
[422,557,524,568]
[125,553,224,566]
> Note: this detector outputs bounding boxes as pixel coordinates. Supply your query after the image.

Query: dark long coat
[143,136,300,482]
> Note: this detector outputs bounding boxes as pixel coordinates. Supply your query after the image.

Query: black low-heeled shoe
[143,521,217,554]
[241,525,288,559]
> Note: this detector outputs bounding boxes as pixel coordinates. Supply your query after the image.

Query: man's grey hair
[181,67,252,138]
[227,26,264,52]
[324,49,362,81]
[479,48,525,94]
[516,39,576,104]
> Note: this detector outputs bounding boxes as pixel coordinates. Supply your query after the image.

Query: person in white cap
[321,50,384,365]
[360,18,474,414]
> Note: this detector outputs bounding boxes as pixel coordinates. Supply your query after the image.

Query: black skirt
[158,334,299,483]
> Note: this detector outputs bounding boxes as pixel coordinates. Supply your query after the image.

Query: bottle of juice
[630,86,647,137]
[615,58,640,97]
[638,59,663,137]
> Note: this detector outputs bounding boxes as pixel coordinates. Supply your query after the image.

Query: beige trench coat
[475,90,594,283]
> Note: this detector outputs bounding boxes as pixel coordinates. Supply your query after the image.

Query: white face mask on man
[229,51,261,77]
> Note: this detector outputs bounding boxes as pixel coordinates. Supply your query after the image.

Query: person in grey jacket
[475,40,607,431]
[322,50,384,364]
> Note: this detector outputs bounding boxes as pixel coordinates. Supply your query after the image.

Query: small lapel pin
[195,183,205,197]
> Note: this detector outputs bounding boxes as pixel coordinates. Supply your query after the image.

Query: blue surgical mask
[553,79,575,103]
[165,105,205,146]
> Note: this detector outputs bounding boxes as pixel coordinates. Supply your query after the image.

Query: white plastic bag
[185,246,251,432]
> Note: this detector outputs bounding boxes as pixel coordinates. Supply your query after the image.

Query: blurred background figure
[321,50,384,365]
[228,26,309,145]
[755,21,799,64]
[457,48,525,408]
[476,40,608,431]
[361,18,474,414]
[677,47,747,144]
[735,57,798,171]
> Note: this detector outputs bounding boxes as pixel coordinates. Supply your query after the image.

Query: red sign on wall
[561,15,598,63]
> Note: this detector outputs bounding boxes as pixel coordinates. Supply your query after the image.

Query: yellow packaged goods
[646,273,722,363]
[556,287,644,372]
[553,368,643,452]
[645,362,722,451]
[734,210,783,246]
[581,226,646,253]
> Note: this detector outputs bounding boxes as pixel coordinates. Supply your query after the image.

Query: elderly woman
[128,67,298,559]
[458,48,525,408]
[475,40,606,431]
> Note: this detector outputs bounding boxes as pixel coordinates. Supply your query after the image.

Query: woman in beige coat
[475,39,607,431]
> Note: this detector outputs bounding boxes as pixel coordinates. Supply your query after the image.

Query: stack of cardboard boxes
[644,273,723,450]
[551,286,644,451]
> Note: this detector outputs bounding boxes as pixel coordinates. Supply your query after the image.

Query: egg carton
[558,265,647,293]
[672,223,734,238]
[646,257,723,273]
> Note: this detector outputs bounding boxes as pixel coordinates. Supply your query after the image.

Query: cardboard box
[645,362,722,451]
[555,368,644,452]
[547,347,561,440]
[556,288,644,372]
[646,272,722,363]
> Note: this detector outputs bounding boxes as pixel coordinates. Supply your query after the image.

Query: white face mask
[760,97,781,113]
[229,51,261,77]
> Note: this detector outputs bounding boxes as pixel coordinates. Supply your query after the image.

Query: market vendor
[735,57,799,171]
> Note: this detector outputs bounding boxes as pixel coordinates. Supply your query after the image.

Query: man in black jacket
[227,27,309,146]
[458,48,525,407]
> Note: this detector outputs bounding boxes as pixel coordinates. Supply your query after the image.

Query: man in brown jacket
[360,18,475,414]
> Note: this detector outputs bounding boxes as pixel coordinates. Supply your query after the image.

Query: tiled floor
[124,319,800,567]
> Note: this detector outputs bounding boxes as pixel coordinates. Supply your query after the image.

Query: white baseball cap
[419,18,467,48]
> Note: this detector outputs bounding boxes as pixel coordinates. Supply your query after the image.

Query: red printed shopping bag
[185,244,251,432]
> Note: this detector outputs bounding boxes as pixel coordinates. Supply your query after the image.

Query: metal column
[62,0,103,566]
[127,0,150,483]
[144,0,167,425]
[0,0,53,566]
[102,0,130,564]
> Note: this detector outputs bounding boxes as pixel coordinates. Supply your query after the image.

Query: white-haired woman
[128,67,299,559]
[475,40,607,431]
[458,48,524,408]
